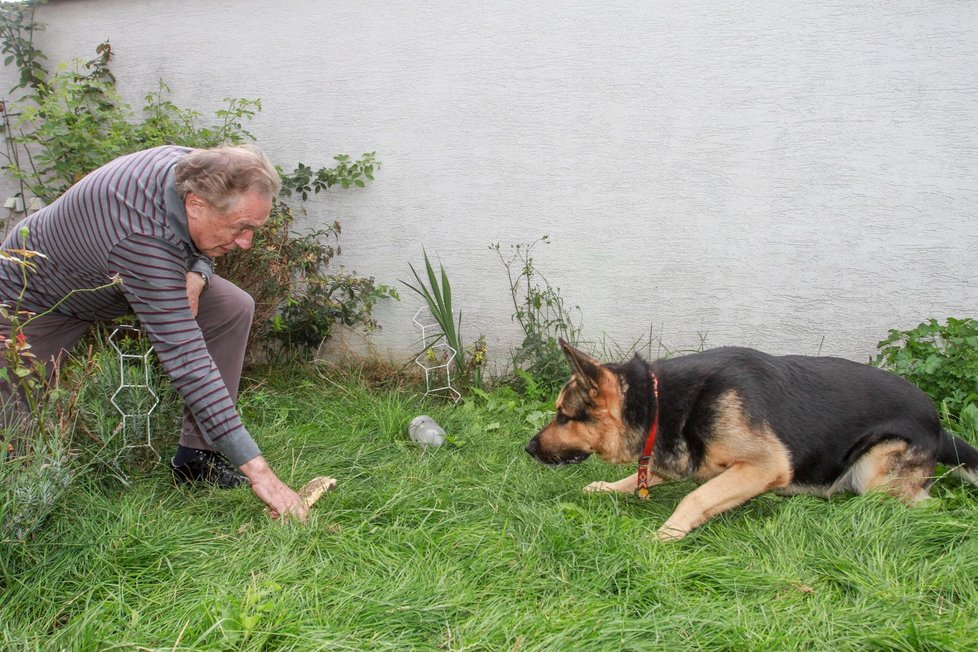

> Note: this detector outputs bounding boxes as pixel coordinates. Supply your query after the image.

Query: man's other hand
[185,271,206,317]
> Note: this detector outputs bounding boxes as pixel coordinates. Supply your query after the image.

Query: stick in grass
[299,476,337,508]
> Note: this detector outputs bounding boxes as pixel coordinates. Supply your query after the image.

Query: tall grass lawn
[2,365,977,651]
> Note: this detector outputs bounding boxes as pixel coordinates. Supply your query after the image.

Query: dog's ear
[560,340,604,394]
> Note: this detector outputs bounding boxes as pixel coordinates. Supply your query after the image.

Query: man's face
[185,191,272,257]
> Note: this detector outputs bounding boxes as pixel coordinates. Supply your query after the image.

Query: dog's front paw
[583,480,616,493]
[654,522,689,542]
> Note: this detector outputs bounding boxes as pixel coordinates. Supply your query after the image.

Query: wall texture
[1,0,975,364]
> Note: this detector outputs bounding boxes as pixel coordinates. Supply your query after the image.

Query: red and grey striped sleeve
[108,233,260,465]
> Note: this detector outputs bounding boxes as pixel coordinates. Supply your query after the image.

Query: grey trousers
[0,274,254,452]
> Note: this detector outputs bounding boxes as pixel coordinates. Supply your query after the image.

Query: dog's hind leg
[849,440,934,505]
[584,471,657,494]
[657,463,786,541]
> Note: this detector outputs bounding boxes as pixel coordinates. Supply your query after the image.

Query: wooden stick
[299,476,337,508]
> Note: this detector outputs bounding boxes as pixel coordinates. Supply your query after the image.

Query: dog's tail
[937,429,978,486]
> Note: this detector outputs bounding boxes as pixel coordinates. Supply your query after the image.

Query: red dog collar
[635,372,660,499]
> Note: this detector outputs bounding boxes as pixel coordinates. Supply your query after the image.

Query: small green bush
[874,317,978,424]
[222,205,397,359]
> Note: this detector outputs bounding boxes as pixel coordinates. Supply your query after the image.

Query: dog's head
[524,339,631,466]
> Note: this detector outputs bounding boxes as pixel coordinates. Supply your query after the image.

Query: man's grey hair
[174,144,281,212]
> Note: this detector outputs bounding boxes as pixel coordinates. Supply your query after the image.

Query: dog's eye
[556,412,569,425]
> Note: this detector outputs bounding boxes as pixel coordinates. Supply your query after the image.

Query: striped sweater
[0,146,260,466]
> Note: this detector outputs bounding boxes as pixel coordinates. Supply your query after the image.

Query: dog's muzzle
[524,435,591,466]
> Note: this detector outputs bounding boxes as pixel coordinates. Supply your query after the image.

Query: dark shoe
[171,450,250,488]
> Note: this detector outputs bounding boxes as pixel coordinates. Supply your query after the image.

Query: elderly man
[0,144,309,522]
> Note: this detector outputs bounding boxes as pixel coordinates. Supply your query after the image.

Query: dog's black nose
[525,437,539,457]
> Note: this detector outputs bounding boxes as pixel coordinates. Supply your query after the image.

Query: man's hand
[185,271,206,317]
[239,455,309,523]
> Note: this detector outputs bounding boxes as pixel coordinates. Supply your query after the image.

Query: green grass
[2,365,978,651]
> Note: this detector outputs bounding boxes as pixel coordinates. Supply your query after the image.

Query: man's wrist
[240,455,275,482]
[195,270,209,289]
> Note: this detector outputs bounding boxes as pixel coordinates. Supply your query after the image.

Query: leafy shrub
[221,205,397,359]
[874,317,978,424]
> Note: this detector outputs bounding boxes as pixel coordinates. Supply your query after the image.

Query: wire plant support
[108,325,160,467]
[412,306,461,403]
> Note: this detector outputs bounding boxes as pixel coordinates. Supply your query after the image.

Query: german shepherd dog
[525,339,978,541]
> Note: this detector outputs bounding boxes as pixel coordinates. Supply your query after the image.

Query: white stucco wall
[1,0,975,365]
